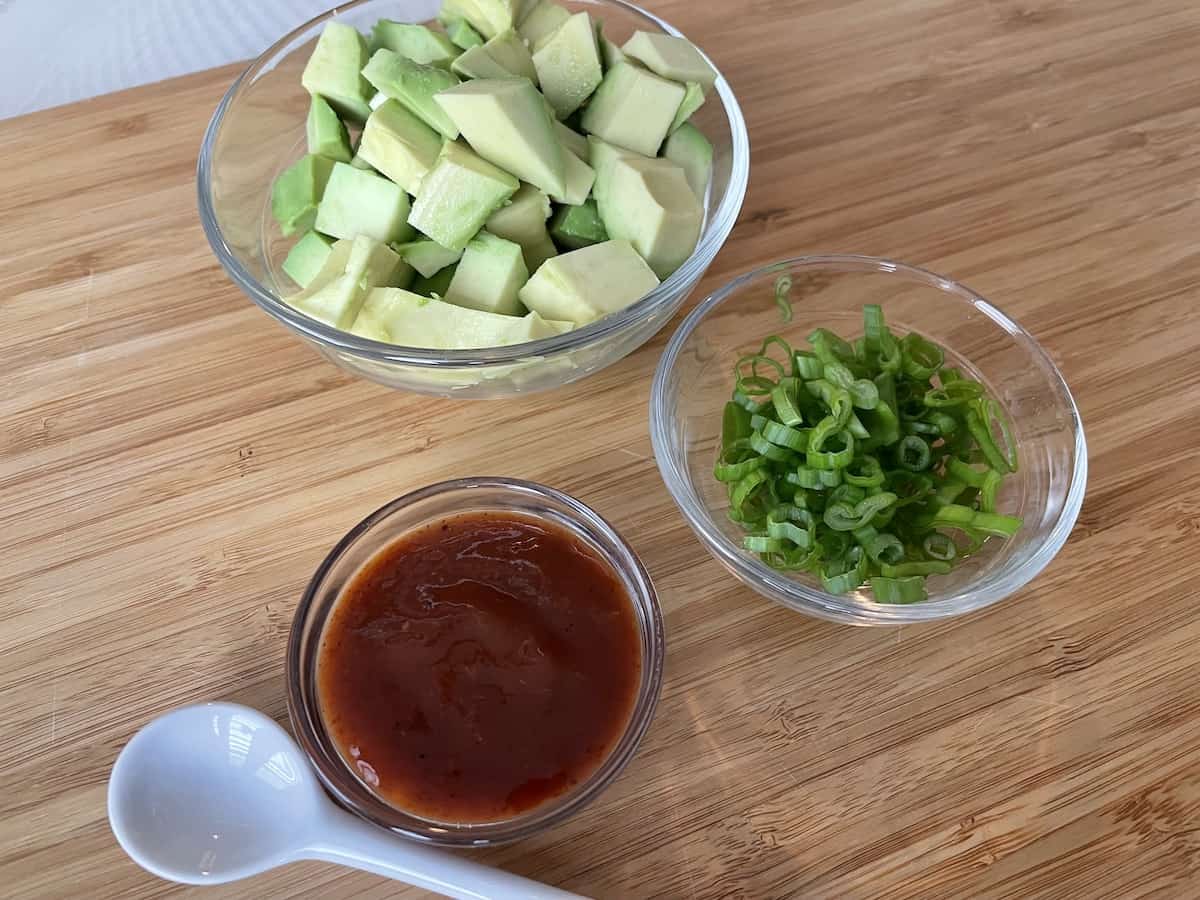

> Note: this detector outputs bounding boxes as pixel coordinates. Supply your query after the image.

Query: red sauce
[317,511,642,823]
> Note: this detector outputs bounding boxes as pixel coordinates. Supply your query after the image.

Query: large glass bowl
[649,256,1088,626]
[287,477,665,846]
[198,0,749,397]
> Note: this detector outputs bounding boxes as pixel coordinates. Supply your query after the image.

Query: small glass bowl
[649,255,1088,626]
[198,0,749,397]
[286,477,665,846]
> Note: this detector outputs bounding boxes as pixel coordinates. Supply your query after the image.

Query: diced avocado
[482,29,538,83]
[531,12,602,119]
[438,0,517,40]
[314,162,414,243]
[515,310,573,341]
[555,121,588,160]
[451,44,513,80]
[369,91,387,110]
[434,78,565,198]
[588,135,646,194]
[484,184,557,272]
[517,1,570,47]
[550,199,608,250]
[357,99,444,194]
[392,239,463,277]
[290,238,353,298]
[446,18,484,50]
[597,157,701,278]
[412,263,457,298]
[663,122,713,201]
[407,141,518,251]
[669,82,705,133]
[524,233,558,274]
[282,231,335,287]
[289,274,363,328]
[287,235,408,328]
[446,231,528,315]
[595,20,625,70]
[621,32,718,93]
[370,21,460,68]
[350,153,374,171]
[548,148,595,205]
[350,287,541,348]
[362,49,461,139]
[519,240,659,324]
[271,154,335,236]
[306,96,353,163]
[345,233,410,289]
[582,62,685,157]
[302,22,373,122]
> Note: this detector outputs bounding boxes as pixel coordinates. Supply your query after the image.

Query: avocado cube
[301,22,373,123]
[306,96,353,163]
[407,141,518,251]
[286,235,409,329]
[392,239,463,278]
[517,1,569,47]
[282,231,336,288]
[555,121,588,160]
[548,149,595,206]
[519,240,659,325]
[483,28,538,83]
[485,184,558,272]
[550,199,608,250]
[350,287,537,349]
[446,18,484,50]
[349,153,375,171]
[669,82,705,133]
[411,263,457,298]
[363,49,461,139]
[451,44,514,79]
[439,0,517,40]
[621,32,718,93]
[370,21,460,69]
[446,231,528,315]
[314,162,414,243]
[595,20,625,70]
[597,157,702,278]
[531,12,602,119]
[358,99,444,194]
[663,122,713,201]
[434,78,565,198]
[289,238,353,299]
[587,135,651,208]
[581,62,685,157]
[271,154,335,236]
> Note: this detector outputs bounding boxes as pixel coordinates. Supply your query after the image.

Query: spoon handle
[303,805,589,900]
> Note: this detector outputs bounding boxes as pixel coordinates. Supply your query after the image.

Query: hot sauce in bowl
[318,511,642,824]
[288,479,664,846]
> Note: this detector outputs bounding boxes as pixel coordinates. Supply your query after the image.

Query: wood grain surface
[3,0,1200,897]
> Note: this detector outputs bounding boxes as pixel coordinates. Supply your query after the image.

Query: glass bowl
[286,477,665,846]
[198,0,749,398]
[649,255,1088,626]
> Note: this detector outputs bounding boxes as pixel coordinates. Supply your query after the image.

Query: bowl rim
[285,476,666,845]
[197,0,750,369]
[649,254,1089,625]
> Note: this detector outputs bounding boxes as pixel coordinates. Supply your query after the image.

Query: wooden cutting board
[4,0,1200,896]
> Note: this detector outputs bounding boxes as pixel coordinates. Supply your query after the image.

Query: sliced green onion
[931,504,1022,538]
[900,333,944,379]
[770,382,804,426]
[749,431,794,462]
[871,575,928,604]
[897,435,932,472]
[714,455,766,483]
[947,458,988,487]
[795,351,823,380]
[760,420,808,451]
[865,532,905,565]
[743,534,784,553]
[807,430,855,470]
[980,469,1003,513]
[722,402,752,448]
[774,274,793,322]
[844,455,885,488]
[922,532,957,561]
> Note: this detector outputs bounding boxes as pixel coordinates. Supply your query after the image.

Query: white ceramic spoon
[108,702,586,899]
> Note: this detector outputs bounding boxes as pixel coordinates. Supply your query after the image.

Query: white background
[0,0,336,119]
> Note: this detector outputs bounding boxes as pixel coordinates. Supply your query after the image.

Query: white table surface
[0,0,335,120]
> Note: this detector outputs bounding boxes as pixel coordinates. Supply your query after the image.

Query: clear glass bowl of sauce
[287,478,664,846]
